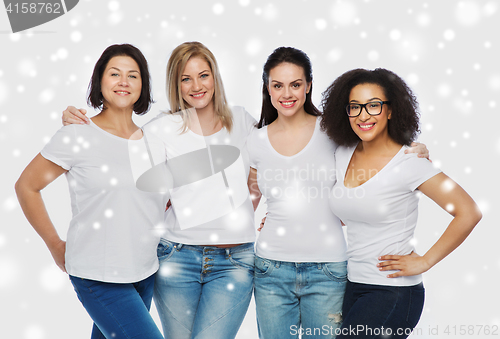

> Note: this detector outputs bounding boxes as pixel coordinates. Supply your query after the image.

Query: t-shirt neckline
[264,116,320,159]
[341,144,406,189]
[89,118,144,142]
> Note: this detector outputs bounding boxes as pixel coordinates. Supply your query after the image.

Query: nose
[192,78,202,91]
[358,106,371,121]
[118,75,129,86]
[283,86,292,99]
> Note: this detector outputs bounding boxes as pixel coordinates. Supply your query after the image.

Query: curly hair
[320,68,420,146]
[257,47,321,128]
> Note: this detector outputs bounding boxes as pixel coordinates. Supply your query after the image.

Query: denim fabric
[69,274,163,339]
[153,240,254,339]
[337,280,425,339]
[254,256,347,339]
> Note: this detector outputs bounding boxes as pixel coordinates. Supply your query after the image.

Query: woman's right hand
[48,239,67,273]
[62,106,89,126]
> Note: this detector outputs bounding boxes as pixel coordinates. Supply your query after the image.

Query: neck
[273,109,315,131]
[92,107,137,133]
[358,133,400,156]
[192,100,221,132]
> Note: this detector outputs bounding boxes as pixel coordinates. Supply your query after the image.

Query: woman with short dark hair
[15,44,164,339]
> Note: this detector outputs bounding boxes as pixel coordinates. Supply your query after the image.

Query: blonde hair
[165,41,233,133]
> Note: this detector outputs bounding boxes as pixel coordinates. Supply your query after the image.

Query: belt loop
[275,260,281,269]
[176,243,183,251]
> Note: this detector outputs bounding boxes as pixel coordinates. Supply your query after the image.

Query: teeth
[116,91,129,94]
[281,101,295,107]
[192,93,204,98]
[360,124,374,128]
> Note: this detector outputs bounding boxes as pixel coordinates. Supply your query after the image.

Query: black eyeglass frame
[345,101,391,117]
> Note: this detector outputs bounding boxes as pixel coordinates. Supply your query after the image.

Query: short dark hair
[257,47,321,128]
[320,68,420,146]
[87,44,153,115]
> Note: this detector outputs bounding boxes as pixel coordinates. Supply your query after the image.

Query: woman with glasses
[321,68,482,338]
[247,49,430,338]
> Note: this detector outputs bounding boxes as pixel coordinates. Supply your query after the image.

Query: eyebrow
[271,79,303,84]
[109,67,140,73]
[182,70,210,77]
[349,97,383,102]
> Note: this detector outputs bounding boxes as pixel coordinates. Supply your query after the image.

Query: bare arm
[378,173,482,277]
[15,154,68,272]
[248,167,262,212]
[62,106,89,126]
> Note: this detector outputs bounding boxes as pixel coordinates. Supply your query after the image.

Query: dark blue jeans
[337,280,424,339]
[69,274,163,339]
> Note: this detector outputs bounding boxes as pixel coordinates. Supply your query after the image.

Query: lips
[191,92,206,99]
[280,100,296,108]
[358,123,375,131]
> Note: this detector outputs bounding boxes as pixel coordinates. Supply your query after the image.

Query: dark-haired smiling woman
[15,44,165,339]
[321,68,482,338]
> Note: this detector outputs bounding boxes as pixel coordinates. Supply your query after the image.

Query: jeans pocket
[254,256,274,278]
[228,248,255,273]
[322,261,348,283]
[156,239,176,262]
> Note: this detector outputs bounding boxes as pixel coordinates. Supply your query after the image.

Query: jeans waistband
[257,256,346,269]
[170,241,254,255]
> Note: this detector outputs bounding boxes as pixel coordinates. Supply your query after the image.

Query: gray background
[0,0,498,338]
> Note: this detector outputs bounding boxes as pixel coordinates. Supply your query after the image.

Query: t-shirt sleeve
[246,129,257,169]
[401,153,442,191]
[241,107,257,137]
[40,126,78,170]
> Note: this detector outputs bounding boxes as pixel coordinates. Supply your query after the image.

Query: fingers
[62,106,89,125]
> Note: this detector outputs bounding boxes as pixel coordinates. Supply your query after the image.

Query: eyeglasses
[345,101,390,117]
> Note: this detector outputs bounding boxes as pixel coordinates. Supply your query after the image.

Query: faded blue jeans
[69,274,163,339]
[254,256,347,339]
[153,240,254,339]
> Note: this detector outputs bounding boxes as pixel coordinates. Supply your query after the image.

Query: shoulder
[230,106,257,125]
[142,111,182,134]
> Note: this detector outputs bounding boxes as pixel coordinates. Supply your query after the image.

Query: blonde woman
[62,42,256,339]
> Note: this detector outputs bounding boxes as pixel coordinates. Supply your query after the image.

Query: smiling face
[348,83,392,143]
[180,56,215,114]
[267,62,311,118]
[100,56,142,111]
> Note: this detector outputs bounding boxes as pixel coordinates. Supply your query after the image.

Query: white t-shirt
[141,106,257,245]
[41,121,167,283]
[247,117,348,262]
[330,144,442,286]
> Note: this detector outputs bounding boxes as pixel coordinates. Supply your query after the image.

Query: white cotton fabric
[40,121,167,283]
[330,144,442,286]
[141,106,257,245]
[247,117,348,262]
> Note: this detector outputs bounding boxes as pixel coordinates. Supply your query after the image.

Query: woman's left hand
[405,142,430,161]
[377,252,430,278]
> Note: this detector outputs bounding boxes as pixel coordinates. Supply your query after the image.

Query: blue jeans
[254,256,347,339]
[153,240,254,339]
[337,280,425,339]
[69,274,163,339]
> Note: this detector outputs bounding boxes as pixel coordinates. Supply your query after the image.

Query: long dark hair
[257,47,321,128]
